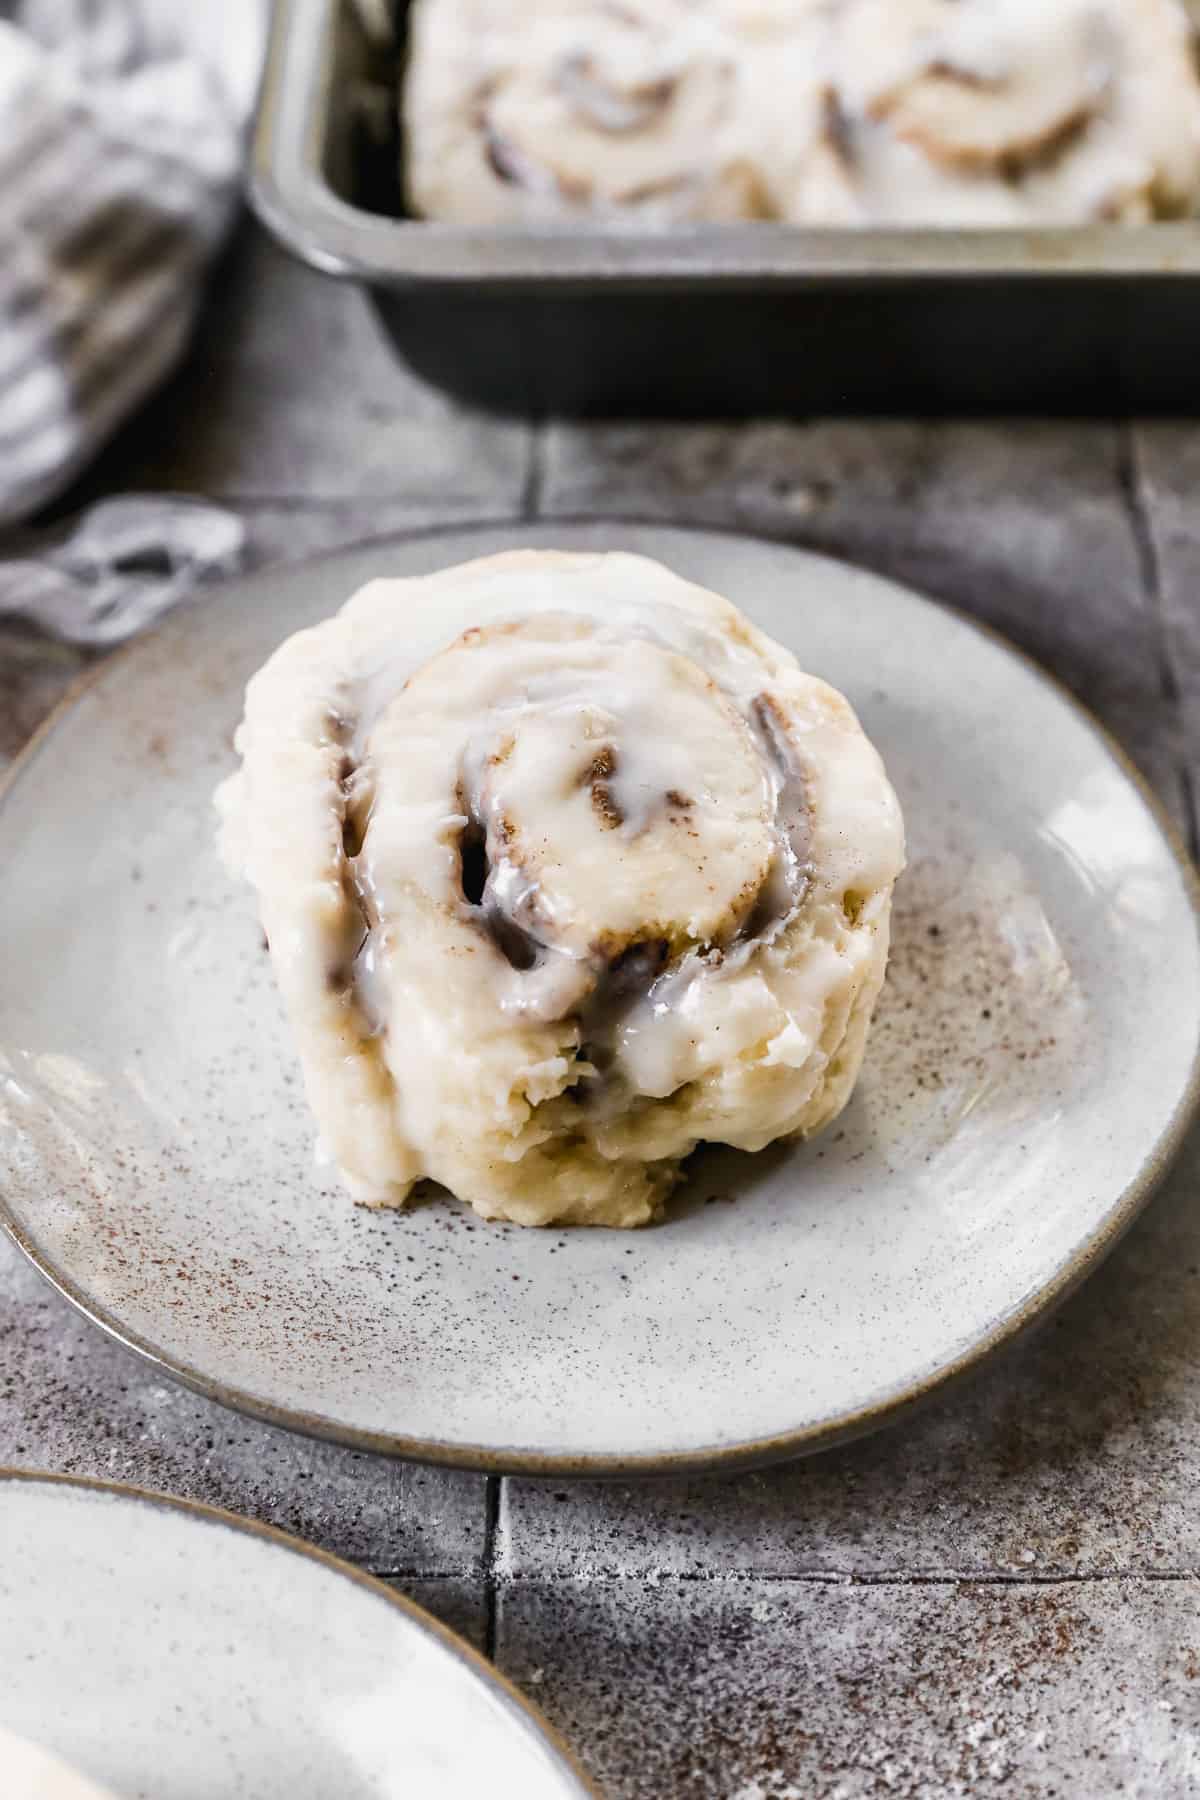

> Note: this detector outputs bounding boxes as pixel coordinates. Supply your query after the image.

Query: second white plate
[0,1473,592,1797]
[1,523,1197,1472]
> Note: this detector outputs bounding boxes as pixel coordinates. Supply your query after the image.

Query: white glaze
[405,0,1200,226]
[217,551,906,1226]
[405,0,779,222]
[782,0,1200,225]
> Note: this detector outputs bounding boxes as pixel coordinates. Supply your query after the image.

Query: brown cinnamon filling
[556,50,677,134]
[483,120,592,201]
[586,745,624,829]
[458,820,489,907]
[456,798,541,973]
[820,84,857,167]
[484,124,531,186]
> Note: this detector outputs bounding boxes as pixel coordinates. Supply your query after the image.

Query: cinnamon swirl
[217,551,905,1227]
[403,0,775,222]
[403,0,1200,227]
[778,0,1200,224]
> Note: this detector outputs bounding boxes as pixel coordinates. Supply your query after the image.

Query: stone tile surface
[1132,422,1200,829]
[0,1235,486,1572]
[57,223,530,507]
[501,1126,1200,1581]
[498,1574,1200,1800]
[538,419,1189,823]
[387,1578,489,1655]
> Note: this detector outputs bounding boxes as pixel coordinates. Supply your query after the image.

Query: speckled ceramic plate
[0,1472,593,1797]
[1,524,1198,1474]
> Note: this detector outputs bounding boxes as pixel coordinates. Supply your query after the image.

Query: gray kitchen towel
[0,494,247,645]
[0,0,267,639]
[0,0,266,527]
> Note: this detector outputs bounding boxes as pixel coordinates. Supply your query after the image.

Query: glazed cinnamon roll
[217,552,905,1228]
[403,0,773,222]
[404,0,1200,227]
[768,0,1200,225]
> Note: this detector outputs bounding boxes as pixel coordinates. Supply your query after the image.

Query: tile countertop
[4,221,1200,1800]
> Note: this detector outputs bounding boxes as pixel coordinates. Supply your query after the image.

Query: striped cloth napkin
[0,0,266,641]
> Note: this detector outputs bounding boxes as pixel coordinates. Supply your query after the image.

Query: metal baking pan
[252,0,1200,416]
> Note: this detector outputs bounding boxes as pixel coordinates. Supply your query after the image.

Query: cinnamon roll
[217,551,905,1228]
[403,0,1200,227]
[766,0,1200,225]
[403,0,773,222]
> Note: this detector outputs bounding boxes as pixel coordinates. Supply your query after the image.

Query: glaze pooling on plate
[216,550,905,1226]
[0,1475,593,1799]
[0,525,1196,1472]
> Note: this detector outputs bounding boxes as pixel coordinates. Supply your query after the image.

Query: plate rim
[3,516,1199,1477]
[0,1466,600,1798]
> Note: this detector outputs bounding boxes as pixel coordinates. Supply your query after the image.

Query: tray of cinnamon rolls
[251,0,1200,413]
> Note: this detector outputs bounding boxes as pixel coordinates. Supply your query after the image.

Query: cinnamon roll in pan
[786,0,1200,225]
[403,0,1200,227]
[216,552,905,1228]
[404,0,778,223]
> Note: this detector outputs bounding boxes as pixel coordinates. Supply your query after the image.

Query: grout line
[219,495,528,515]
[521,423,546,521]
[362,1564,1200,1589]
[482,1475,502,1659]
[1116,422,1198,858]
[481,1566,1200,1590]
[1115,431,1153,617]
[1117,423,1180,706]
[368,1569,483,1582]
